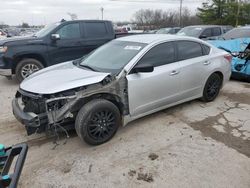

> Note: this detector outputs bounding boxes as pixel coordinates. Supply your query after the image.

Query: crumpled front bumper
[12,98,47,135]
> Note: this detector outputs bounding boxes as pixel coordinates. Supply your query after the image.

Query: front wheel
[75,99,121,145]
[202,73,222,102]
[15,58,44,82]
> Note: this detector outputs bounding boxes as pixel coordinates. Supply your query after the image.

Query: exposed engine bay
[14,74,129,137]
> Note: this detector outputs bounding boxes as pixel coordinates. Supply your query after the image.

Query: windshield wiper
[79,64,98,72]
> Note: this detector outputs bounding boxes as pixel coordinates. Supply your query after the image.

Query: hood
[20,61,110,94]
[0,36,40,46]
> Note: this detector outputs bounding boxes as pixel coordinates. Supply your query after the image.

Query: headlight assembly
[0,46,7,53]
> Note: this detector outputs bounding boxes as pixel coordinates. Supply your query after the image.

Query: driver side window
[137,42,175,67]
[56,23,81,39]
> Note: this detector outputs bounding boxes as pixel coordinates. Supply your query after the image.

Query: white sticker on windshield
[195,28,202,30]
[124,46,142,50]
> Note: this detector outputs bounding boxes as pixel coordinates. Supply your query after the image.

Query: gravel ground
[0,77,249,188]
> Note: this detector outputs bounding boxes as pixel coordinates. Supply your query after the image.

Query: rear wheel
[75,99,121,145]
[15,58,44,82]
[202,73,222,102]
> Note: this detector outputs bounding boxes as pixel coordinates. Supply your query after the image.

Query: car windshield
[222,27,250,40]
[156,28,171,34]
[79,40,146,74]
[34,22,60,37]
[177,27,202,37]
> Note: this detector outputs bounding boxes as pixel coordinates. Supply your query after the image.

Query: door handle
[170,70,179,76]
[203,61,211,65]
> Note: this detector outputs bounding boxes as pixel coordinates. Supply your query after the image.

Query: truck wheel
[75,99,121,145]
[16,58,44,82]
[202,73,222,102]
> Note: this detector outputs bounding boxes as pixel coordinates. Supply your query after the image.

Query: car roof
[184,25,222,28]
[116,34,200,44]
[59,20,111,24]
[237,26,250,29]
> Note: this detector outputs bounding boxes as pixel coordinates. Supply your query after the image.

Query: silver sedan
[13,34,232,145]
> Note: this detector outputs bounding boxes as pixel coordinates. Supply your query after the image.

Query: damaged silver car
[12,34,231,145]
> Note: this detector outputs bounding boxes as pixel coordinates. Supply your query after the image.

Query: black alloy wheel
[202,73,222,102]
[75,99,121,145]
[87,109,116,141]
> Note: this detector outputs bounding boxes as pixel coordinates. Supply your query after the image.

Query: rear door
[127,42,182,117]
[175,40,211,99]
[81,21,115,55]
[48,22,85,65]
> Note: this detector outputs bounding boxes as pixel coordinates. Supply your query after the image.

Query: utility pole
[236,0,241,26]
[100,7,104,20]
[179,0,183,27]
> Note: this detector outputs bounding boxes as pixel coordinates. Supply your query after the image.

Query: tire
[15,58,44,82]
[202,73,222,102]
[75,99,121,145]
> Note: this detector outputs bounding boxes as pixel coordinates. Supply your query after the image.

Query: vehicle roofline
[116,34,212,45]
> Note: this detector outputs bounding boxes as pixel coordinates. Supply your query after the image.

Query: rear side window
[85,22,107,37]
[201,28,212,37]
[212,27,221,36]
[202,44,211,55]
[176,41,203,61]
[137,42,175,67]
[56,23,81,39]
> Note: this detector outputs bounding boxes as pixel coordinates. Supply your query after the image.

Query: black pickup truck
[0,20,116,82]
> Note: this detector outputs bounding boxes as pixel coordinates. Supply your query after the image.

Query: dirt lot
[0,77,249,188]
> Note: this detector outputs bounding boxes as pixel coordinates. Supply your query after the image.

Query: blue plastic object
[0,144,5,156]
[2,175,10,180]
[209,38,250,81]
[208,38,250,52]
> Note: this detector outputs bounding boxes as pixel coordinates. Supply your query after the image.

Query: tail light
[224,54,232,63]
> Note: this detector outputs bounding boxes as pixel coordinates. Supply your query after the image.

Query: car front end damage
[12,75,129,136]
[13,89,50,135]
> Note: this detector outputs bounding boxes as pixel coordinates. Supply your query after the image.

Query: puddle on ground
[242,83,250,89]
[189,112,250,157]
[179,98,250,157]
[222,92,250,105]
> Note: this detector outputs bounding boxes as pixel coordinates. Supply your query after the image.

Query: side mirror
[199,34,207,39]
[51,34,60,41]
[132,64,154,73]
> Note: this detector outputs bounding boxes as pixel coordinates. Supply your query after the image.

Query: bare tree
[132,8,201,29]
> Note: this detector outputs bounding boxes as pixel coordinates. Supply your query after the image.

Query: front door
[126,42,182,117]
[48,22,85,65]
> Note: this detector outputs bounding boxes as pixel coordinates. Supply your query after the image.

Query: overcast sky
[0,0,205,25]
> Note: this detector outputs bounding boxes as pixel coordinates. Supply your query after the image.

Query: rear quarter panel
[204,47,231,87]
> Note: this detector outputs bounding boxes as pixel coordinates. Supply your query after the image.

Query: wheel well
[214,71,224,81]
[76,93,125,115]
[210,71,224,89]
[12,54,47,73]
